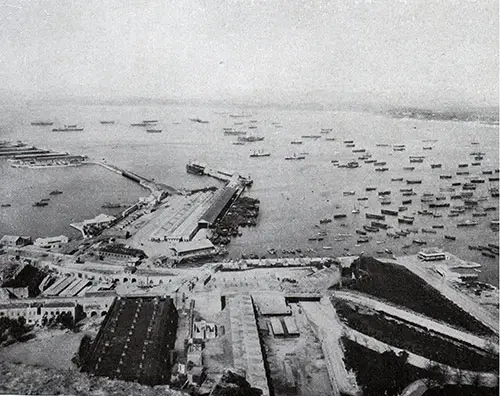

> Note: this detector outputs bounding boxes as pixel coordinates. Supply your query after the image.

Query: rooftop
[82,296,178,386]
[419,247,444,255]
[252,293,291,315]
[199,185,238,225]
[2,264,47,297]
[99,243,146,258]
[0,302,31,310]
[35,235,68,243]
[171,239,215,254]
[83,213,116,225]
[42,301,76,308]
[0,235,21,244]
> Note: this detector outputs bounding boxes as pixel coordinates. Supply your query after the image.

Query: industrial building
[98,243,146,261]
[0,235,32,247]
[418,248,447,261]
[0,300,79,325]
[2,264,48,298]
[198,185,241,228]
[253,293,291,316]
[33,235,69,250]
[41,276,91,298]
[170,239,217,262]
[269,317,285,337]
[81,296,178,386]
[282,316,300,337]
[228,294,270,396]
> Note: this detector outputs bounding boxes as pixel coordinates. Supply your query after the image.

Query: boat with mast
[52,124,84,132]
[249,150,271,157]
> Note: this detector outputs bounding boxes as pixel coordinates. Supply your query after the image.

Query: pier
[0,149,51,157]
[186,160,253,186]
[93,161,179,195]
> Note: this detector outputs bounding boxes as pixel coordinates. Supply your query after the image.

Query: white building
[0,301,78,326]
[83,213,116,227]
[418,248,446,261]
[34,235,69,250]
[170,239,217,262]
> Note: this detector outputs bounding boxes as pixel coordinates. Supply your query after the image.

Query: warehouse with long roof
[198,185,241,228]
[81,296,178,385]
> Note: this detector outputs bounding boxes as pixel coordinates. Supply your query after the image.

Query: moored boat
[285,153,305,160]
[31,121,53,126]
[457,220,478,227]
[52,125,84,132]
[250,150,271,157]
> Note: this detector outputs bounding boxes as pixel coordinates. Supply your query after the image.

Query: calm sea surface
[0,104,498,285]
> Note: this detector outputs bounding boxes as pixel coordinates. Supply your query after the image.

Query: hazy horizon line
[0,90,498,114]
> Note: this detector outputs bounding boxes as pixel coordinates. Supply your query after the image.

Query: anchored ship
[249,150,271,157]
[31,121,53,126]
[52,125,84,132]
[238,135,264,142]
[285,153,305,160]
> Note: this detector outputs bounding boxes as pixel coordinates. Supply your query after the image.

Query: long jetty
[92,161,180,195]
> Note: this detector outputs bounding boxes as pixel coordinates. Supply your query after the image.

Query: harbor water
[0,103,498,285]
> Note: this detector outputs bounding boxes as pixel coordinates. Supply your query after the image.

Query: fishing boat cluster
[217,120,499,260]
[305,137,499,257]
[24,116,500,265]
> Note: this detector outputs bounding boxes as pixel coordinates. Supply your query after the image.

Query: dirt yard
[262,303,333,396]
[0,328,85,370]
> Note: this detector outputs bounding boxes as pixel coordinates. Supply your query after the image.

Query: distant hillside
[386,107,499,124]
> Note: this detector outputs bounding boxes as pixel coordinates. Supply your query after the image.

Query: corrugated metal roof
[199,186,238,225]
[0,235,20,244]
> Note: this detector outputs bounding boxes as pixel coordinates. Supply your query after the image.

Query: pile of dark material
[210,370,263,396]
[342,337,428,396]
[340,256,494,336]
[210,197,260,245]
[334,299,499,372]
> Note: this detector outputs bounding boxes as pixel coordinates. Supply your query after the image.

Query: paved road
[346,326,499,387]
[333,290,499,353]
[388,256,499,336]
[301,299,360,396]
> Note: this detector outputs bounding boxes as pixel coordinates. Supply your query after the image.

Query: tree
[56,312,75,331]
[0,316,29,342]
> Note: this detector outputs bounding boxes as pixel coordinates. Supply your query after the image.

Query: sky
[0,0,498,107]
